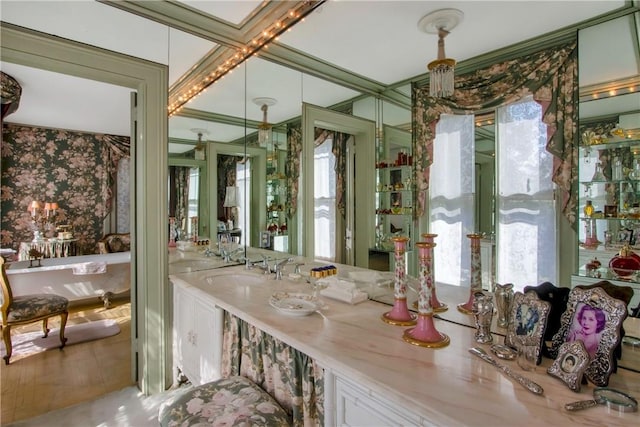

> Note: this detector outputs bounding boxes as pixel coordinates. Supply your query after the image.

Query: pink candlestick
[403,241,450,348]
[458,233,483,314]
[382,236,417,326]
[421,233,447,312]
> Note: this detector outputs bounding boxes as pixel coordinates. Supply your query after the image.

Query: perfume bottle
[583,200,594,217]
[591,162,606,181]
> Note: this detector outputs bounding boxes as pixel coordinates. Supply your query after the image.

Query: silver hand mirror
[565,387,638,413]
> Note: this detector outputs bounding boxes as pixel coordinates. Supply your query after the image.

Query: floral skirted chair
[0,257,69,364]
[158,376,292,427]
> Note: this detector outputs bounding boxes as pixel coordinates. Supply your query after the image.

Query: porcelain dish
[269,292,320,316]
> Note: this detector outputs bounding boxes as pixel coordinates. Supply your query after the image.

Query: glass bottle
[591,162,606,181]
[613,156,623,181]
[583,200,594,217]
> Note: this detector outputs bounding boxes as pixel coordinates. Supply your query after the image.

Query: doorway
[302,103,375,268]
[2,23,169,395]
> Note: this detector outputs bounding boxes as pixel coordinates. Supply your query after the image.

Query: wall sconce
[419,8,464,98]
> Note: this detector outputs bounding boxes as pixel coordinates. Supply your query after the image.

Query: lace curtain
[429,114,475,286]
[413,40,578,228]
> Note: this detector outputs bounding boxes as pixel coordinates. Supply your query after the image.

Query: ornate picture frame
[549,287,628,387]
[547,341,590,392]
[504,291,551,365]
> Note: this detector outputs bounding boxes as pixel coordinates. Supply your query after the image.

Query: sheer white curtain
[236,159,251,247]
[314,139,336,261]
[187,167,199,236]
[496,97,556,290]
[430,114,475,286]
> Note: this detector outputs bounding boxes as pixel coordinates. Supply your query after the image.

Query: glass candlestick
[403,241,450,348]
[458,233,483,314]
[382,236,417,325]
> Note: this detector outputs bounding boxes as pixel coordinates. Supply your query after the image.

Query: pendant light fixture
[418,8,464,98]
[191,128,208,160]
[253,97,277,146]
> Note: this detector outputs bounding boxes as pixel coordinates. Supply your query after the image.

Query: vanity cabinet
[334,375,430,427]
[577,136,640,302]
[172,279,223,385]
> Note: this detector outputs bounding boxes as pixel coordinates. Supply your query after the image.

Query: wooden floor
[0,302,133,424]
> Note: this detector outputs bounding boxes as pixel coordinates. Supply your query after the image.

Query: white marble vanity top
[170,262,639,426]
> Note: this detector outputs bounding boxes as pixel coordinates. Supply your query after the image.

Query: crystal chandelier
[418,8,464,98]
[253,97,277,146]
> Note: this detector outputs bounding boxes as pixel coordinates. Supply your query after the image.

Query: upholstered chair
[97,233,131,254]
[0,257,69,364]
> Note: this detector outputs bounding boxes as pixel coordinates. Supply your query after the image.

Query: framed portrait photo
[504,291,551,365]
[547,341,590,392]
[549,287,628,387]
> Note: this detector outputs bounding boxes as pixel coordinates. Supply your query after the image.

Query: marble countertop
[170,262,640,426]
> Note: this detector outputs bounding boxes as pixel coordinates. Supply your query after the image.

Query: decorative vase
[421,233,447,312]
[609,244,640,279]
[403,241,450,348]
[458,233,483,314]
[494,283,514,329]
[472,291,494,344]
[382,236,417,325]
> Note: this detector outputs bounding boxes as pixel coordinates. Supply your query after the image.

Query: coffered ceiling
[1,1,639,143]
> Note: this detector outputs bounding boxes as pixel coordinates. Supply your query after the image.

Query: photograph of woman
[561,355,576,373]
[515,304,539,336]
[567,303,606,359]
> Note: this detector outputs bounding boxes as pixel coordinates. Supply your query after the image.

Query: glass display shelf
[580,137,640,151]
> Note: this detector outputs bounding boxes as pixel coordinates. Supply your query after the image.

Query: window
[430,98,557,292]
[314,138,336,261]
[236,159,251,247]
[496,98,556,290]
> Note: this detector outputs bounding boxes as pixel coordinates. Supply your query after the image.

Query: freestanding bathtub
[5,252,131,308]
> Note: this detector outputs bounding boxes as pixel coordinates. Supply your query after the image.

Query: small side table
[18,239,78,261]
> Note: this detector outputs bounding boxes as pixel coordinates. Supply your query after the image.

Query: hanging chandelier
[253,97,277,146]
[418,9,464,98]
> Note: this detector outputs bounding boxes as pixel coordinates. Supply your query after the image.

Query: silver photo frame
[549,287,628,387]
[547,341,590,392]
[504,291,551,365]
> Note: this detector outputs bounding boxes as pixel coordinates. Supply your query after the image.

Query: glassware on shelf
[613,157,623,181]
[630,156,640,180]
[591,162,606,181]
[583,200,594,217]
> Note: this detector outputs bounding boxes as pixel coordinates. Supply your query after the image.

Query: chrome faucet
[274,257,294,280]
[221,246,244,263]
[246,254,272,273]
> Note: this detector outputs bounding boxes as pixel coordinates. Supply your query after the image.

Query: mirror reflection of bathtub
[5,252,130,309]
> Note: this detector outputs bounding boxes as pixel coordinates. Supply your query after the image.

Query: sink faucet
[221,246,244,263]
[203,247,214,257]
[246,254,272,273]
[274,257,294,280]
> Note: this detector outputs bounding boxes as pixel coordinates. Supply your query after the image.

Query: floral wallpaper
[1,123,129,254]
